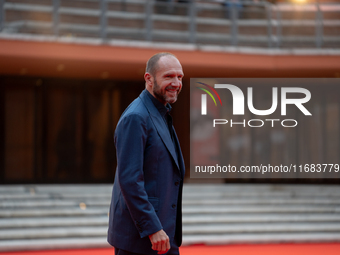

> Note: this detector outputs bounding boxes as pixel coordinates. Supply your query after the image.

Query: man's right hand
[149,229,170,254]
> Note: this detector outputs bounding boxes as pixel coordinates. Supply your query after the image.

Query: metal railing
[0,0,339,49]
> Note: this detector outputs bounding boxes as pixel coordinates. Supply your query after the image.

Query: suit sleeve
[114,112,163,238]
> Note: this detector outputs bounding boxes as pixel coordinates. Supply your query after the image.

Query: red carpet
[1,243,340,255]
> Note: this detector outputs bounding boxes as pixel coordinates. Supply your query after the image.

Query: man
[108,52,185,255]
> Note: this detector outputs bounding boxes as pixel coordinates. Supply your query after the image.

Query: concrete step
[183,223,340,234]
[0,194,50,200]
[5,190,340,201]
[183,232,340,246]
[183,198,340,205]
[0,184,340,251]
[184,194,340,199]
[1,204,338,218]
[0,186,26,193]
[2,197,340,209]
[0,193,111,200]
[183,191,340,199]
[1,233,340,252]
[2,223,340,241]
[183,205,340,214]
[2,213,339,230]
[0,226,107,240]
[182,213,340,224]
[0,199,110,208]
[0,208,108,218]
[0,237,109,252]
[2,184,339,197]
[0,216,109,229]
[187,185,340,194]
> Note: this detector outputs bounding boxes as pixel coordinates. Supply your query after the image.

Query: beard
[153,79,180,105]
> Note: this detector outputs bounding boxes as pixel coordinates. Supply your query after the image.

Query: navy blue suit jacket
[107,90,185,254]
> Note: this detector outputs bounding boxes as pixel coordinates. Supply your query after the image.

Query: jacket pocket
[148,197,159,212]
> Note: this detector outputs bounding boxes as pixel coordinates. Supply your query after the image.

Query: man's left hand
[149,229,170,254]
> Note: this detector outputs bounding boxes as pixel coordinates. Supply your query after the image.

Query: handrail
[1,0,339,49]
[0,0,4,32]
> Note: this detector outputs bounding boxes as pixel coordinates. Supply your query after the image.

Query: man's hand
[149,229,170,254]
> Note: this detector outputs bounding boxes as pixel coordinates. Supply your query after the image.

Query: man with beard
[108,52,185,255]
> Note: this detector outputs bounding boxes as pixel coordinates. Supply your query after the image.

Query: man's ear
[144,73,153,88]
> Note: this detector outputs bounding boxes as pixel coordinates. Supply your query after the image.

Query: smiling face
[145,55,184,105]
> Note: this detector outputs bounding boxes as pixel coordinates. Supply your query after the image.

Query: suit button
[172,204,176,208]
[175,181,179,186]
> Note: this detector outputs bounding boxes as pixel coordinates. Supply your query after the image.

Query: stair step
[0,186,26,193]
[0,184,339,251]
[183,190,340,198]
[0,199,110,208]
[183,223,340,234]
[183,232,340,246]
[183,184,340,196]
[2,213,339,229]
[183,205,340,214]
[183,198,340,205]
[0,193,111,200]
[1,233,340,252]
[1,205,338,218]
[2,198,340,209]
[0,194,50,200]
[0,237,109,252]
[182,213,340,223]
[0,226,107,240]
[0,208,108,218]
[0,216,109,229]
[2,223,340,240]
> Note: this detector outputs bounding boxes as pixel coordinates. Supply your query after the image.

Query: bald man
[108,52,185,255]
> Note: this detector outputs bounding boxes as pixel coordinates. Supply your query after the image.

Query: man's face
[151,56,184,105]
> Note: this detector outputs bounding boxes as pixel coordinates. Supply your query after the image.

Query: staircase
[183,184,340,245]
[0,184,340,251]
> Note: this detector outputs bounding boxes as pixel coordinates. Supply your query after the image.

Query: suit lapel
[172,127,185,179]
[139,90,180,171]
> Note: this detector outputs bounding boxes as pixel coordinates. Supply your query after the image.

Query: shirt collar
[145,89,172,117]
